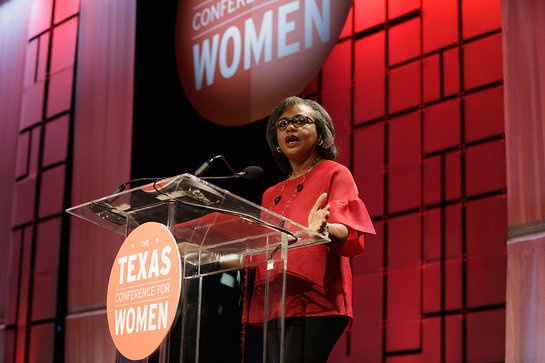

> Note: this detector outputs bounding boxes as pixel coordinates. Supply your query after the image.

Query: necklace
[272,158,320,216]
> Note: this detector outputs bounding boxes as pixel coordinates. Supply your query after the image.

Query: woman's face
[276,103,319,164]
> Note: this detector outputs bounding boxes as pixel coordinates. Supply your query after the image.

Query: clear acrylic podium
[66,173,329,362]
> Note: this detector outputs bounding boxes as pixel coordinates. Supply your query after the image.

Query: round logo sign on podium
[106,222,182,360]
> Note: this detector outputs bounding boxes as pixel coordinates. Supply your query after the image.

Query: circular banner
[106,222,182,360]
[175,0,353,125]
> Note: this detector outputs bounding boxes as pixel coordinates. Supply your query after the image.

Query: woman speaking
[247,96,375,362]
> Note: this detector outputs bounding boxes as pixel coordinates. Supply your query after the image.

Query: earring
[318,139,324,146]
[277,146,282,153]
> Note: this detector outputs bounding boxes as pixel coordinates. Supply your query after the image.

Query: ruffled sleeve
[328,198,376,257]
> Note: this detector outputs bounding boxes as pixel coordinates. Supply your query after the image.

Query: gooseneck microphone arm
[194,155,232,177]
[105,155,261,197]
[194,155,263,180]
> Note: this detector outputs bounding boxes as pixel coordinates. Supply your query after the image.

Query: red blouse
[249,160,375,327]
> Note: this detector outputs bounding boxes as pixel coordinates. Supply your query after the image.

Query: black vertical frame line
[381,0,390,361]
[10,226,27,363]
[349,4,356,173]
[440,153,447,363]
[439,50,445,100]
[437,14,447,363]
[430,6,448,363]
[33,37,40,84]
[346,3,357,357]
[456,1,468,362]
[23,1,57,358]
[53,11,81,363]
[15,127,33,182]
[418,0,425,353]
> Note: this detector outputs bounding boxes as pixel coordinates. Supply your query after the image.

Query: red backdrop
[0,0,509,361]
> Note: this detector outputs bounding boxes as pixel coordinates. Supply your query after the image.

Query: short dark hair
[266,96,338,173]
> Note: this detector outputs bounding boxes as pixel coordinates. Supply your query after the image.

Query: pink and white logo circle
[175,0,352,126]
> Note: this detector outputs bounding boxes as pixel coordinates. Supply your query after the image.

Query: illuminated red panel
[17,228,33,325]
[324,97,350,167]
[389,0,419,19]
[463,34,503,90]
[424,99,460,153]
[50,18,78,74]
[23,39,38,87]
[37,34,50,82]
[354,0,386,32]
[28,0,54,38]
[445,203,462,259]
[65,314,117,362]
[38,165,65,217]
[351,273,383,362]
[464,86,505,142]
[388,61,420,113]
[444,150,461,201]
[424,207,441,261]
[423,155,441,206]
[443,47,460,97]
[353,221,384,275]
[16,132,30,178]
[422,317,441,362]
[339,6,353,39]
[423,262,440,313]
[6,230,23,325]
[465,140,506,196]
[54,0,80,24]
[20,82,45,129]
[423,54,440,103]
[43,116,69,167]
[4,329,15,363]
[354,31,386,123]
[389,19,420,66]
[466,310,506,362]
[32,218,61,321]
[31,271,58,321]
[462,0,501,39]
[467,253,506,308]
[28,324,55,362]
[388,112,421,213]
[353,122,385,217]
[445,315,463,363]
[422,0,458,53]
[445,258,462,310]
[388,213,421,268]
[322,42,351,166]
[386,267,421,352]
[13,178,37,226]
[29,128,41,176]
[46,68,74,117]
[466,195,508,255]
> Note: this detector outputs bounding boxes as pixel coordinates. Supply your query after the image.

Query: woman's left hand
[308,192,330,234]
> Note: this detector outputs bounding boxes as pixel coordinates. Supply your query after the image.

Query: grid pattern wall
[302,0,507,361]
[5,0,79,361]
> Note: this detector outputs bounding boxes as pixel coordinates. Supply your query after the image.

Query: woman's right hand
[308,192,330,234]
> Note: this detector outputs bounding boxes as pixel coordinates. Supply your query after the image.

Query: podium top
[66,173,329,256]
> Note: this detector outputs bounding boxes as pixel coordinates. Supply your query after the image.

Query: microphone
[236,165,263,179]
[194,155,263,180]
[200,165,262,180]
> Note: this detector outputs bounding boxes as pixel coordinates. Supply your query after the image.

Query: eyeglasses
[275,115,314,130]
